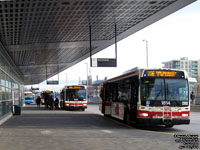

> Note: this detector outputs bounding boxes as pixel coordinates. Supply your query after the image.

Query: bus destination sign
[144,70,184,78]
[43,90,52,93]
[67,86,84,89]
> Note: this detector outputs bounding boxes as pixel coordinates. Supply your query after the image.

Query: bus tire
[82,108,85,111]
[165,124,174,128]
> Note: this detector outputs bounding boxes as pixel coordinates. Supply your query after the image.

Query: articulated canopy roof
[0,0,196,85]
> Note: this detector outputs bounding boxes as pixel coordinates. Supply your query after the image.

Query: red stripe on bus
[105,102,112,106]
[65,103,88,106]
[99,101,111,106]
[137,110,190,118]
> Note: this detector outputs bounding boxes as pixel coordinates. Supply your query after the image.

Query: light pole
[85,63,89,100]
[85,63,88,86]
[143,39,148,68]
[64,73,67,85]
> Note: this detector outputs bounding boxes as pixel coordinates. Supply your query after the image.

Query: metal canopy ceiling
[0,0,196,85]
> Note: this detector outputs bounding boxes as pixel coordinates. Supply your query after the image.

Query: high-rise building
[163,57,199,94]
[162,57,199,79]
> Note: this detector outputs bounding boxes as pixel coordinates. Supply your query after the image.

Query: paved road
[0,104,199,150]
[89,104,200,137]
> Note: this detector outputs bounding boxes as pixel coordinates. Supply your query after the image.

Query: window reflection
[141,78,165,101]
[166,79,188,101]
[141,78,188,101]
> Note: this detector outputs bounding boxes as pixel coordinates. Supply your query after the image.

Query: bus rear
[138,69,190,127]
[41,90,54,105]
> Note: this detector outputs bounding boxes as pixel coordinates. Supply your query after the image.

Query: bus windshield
[166,79,188,101]
[25,95,33,100]
[66,89,86,100]
[141,78,188,102]
[42,92,54,99]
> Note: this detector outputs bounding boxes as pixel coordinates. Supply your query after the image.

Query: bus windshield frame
[140,77,189,106]
[25,92,34,100]
[25,94,33,100]
[66,89,86,101]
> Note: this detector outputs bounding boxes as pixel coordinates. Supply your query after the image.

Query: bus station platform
[0,104,200,150]
[191,104,200,111]
[0,105,95,150]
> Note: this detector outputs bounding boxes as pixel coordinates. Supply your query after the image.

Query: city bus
[99,68,190,127]
[24,91,34,104]
[41,90,54,105]
[60,85,87,111]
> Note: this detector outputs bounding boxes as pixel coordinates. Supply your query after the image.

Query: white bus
[99,68,190,127]
[60,85,87,111]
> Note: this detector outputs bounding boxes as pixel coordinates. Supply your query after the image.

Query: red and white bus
[60,85,87,111]
[99,68,190,127]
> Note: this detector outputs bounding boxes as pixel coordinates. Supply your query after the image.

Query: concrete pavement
[0,104,199,150]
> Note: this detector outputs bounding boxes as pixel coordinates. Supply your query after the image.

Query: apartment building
[163,57,199,94]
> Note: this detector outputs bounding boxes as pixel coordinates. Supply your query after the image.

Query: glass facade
[0,42,24,119]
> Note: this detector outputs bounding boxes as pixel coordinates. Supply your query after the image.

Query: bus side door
[130,78,139,122]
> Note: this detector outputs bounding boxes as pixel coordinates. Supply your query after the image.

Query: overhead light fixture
[61,2,70,5]
[149,1,157,4]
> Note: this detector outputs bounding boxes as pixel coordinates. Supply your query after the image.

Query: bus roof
[104,68,188,83]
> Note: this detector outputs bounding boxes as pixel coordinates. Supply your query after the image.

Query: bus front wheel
[165,124,174,128]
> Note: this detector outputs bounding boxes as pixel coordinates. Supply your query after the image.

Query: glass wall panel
[0,87,2,100]
[0,43,24,119]
[0,102,2,117]
[1,87,5,100]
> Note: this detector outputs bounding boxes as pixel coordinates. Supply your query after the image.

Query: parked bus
[41,90,54,105]
[60,85,87,111]
[99,68,190,127]
[24,91,34,104]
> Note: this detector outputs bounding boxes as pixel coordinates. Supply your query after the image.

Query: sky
[29,0,200,92]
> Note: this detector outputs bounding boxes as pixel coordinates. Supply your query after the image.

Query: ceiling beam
[7,40,109,52]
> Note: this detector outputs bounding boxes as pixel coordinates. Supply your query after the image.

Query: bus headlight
[140,113,148,117]
[83,104,87,106]
[66,104,69,106]
[182,114,188,117]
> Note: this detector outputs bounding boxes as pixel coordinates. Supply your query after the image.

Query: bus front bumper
[25,100,34,104]
[137,118,190,125]
[64,106,87,110]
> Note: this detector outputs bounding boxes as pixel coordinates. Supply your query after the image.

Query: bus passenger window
[118,81,131,102]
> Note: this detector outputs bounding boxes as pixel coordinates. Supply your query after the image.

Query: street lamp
[85,63,89,100]
[143,39,148,68]
[85,63,89,86]
[64,73,67,85]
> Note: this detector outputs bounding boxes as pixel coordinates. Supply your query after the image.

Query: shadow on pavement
[1,105,129,130]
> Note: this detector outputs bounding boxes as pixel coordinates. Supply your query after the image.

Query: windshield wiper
[154,82,164,101]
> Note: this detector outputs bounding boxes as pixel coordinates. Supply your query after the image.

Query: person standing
[190,91,195,104]
[55,97,59,109]
[49,95,54,110]
[36,96,41,108]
